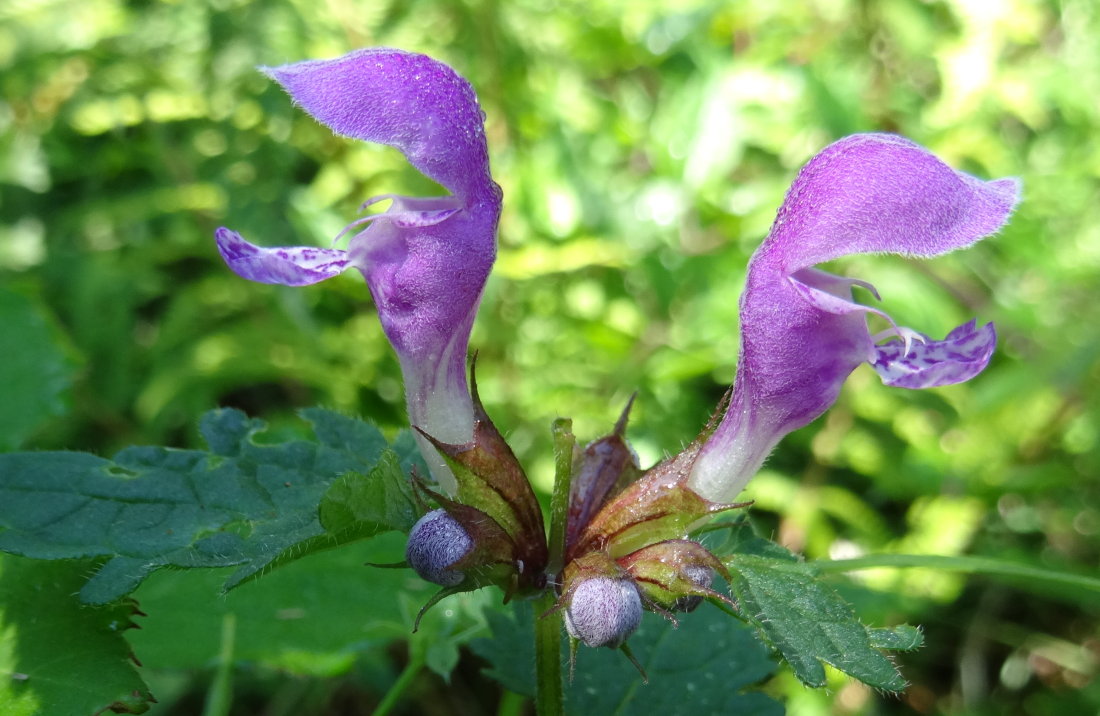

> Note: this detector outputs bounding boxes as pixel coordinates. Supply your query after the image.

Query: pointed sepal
[565,395,642,558]
[415,376,547,594]
[618,539,734,613]
[573,444,750,559]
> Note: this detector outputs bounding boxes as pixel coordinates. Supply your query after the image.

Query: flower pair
[215,49,1019,647]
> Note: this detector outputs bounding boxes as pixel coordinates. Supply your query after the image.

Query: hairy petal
[347,198,499,477]
[873,320,996,389]
[261,48,496,204]
[686,269,866,502]
[215,228,350,286]
[765,133,1020,272]
[563,576,643,649]
[688,134,1020,503]
[405,509,473,587]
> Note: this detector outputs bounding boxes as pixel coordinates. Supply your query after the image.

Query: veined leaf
[703,516,921,690]
[0,408,422,603]
[319,450,419,538]
[725,551,916,691]
[471,601,782,715]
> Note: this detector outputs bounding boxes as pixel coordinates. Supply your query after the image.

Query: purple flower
[214,49,501,492]
[689,134,1020,503]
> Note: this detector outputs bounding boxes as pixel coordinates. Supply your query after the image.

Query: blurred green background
[1,0,1097,713]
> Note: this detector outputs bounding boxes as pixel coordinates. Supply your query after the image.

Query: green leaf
[220,449,417,594]
[0,408,411,603]
[867,624,924,652]
[127,533,443,677]
[725,552,914,691]
[406,587,493,681]
[319,451,419,538]
[471,601,782,715]
[469,604,537,697]
[0,554,153,716]
[0,285,77,451]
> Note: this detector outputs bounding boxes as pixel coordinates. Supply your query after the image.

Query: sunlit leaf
[0,555,153,716]
[320,447,422,539]
[725,551,914,692]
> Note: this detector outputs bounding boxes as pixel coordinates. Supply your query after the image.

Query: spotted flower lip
[214,49,502,493]
[688,133,1020,503]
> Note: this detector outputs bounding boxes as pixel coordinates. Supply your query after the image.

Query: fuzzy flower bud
[670,566,713,613]
[617,538,731,615]
[563,576,643,649]
[405,509,473,587]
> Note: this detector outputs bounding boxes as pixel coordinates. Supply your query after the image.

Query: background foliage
[1,0,1097,713]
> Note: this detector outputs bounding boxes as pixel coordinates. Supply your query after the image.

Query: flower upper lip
[260,48,498,205]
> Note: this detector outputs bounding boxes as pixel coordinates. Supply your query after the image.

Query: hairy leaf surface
[471,601,782,715]
[0,408,421,603]
[725,550,920,691]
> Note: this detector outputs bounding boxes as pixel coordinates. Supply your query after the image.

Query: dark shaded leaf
[127,532,471,678]
[470,603,536,697]
[471,601,782,715]
[0,408,411,603]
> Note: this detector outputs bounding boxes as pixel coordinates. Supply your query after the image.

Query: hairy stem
[548,418,575,574]
[535,590,565,716]
[534,418,575,716]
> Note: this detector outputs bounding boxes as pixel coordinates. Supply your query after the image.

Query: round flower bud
[671,565,714,613]
[405,509,473,586]
[563,577,642,648]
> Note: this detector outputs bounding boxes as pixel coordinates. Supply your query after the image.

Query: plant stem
[534,418,575,716]
[812,553,1100,593]
[534,590,564,716]
[548,418,575,574]
[201,612,237,716]
[372,654,424,716]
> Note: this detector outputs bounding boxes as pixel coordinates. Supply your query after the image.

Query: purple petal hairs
[405,509,474,586]
[689,133,1020,503]
[214,49,501,493]
[563,576,643,649]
